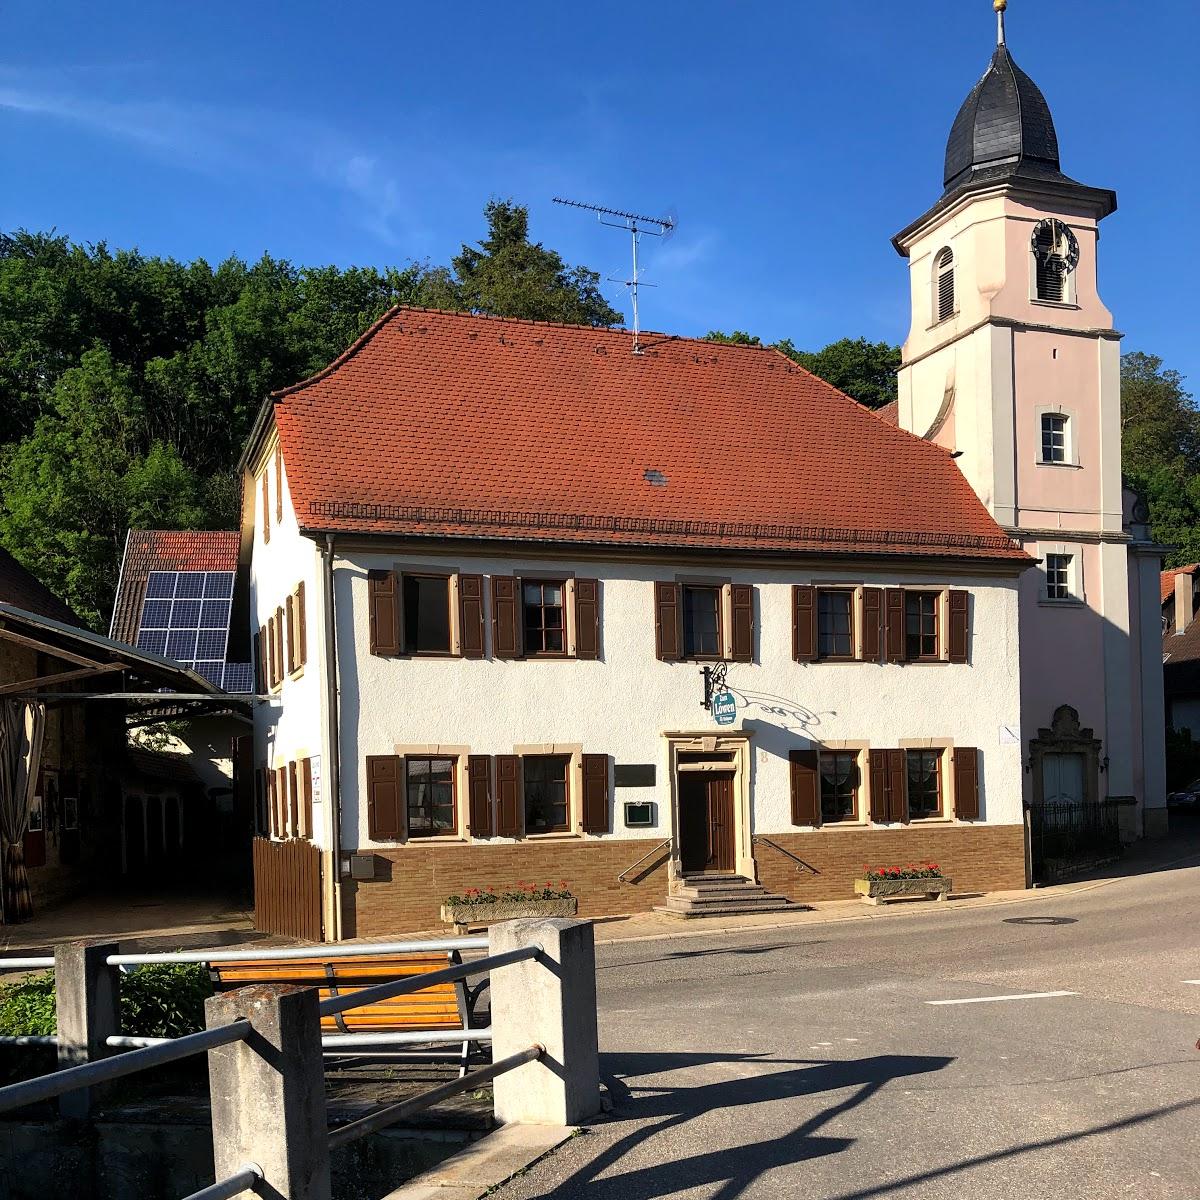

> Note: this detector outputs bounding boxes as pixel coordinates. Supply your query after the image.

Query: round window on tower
[1031,219,1080,303]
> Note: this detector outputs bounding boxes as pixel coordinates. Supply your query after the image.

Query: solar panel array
[136,570,253,691]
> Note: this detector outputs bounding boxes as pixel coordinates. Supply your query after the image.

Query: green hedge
[0,963,212,1039]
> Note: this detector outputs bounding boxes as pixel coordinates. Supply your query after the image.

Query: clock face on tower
[1031,219,1080,276]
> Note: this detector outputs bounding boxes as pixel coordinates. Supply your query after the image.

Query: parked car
[1167,779,1200,809]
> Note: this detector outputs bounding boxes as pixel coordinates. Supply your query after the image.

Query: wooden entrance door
[678,771,737,874]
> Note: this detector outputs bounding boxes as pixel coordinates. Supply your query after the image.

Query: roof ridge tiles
[271,306,798,405]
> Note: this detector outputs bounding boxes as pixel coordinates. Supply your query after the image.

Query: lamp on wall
[1099,756,1110,774]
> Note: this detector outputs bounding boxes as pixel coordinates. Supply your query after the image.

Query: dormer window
[934,248,955,323]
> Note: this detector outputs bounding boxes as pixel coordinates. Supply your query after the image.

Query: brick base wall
[342,824,1027,938]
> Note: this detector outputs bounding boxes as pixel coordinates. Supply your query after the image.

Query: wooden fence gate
[252,837,322,941]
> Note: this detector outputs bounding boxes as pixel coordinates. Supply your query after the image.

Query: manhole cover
[1003,916,1077,926]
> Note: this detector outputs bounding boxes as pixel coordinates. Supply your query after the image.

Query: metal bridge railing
[0,922,600,1200]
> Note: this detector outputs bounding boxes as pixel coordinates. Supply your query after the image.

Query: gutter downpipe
[322,533,344,942]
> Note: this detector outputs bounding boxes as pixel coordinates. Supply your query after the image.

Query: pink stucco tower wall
[890,8,1166,835]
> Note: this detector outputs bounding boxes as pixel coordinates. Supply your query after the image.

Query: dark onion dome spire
[892,1,1115,254]
[942,43,1063,193]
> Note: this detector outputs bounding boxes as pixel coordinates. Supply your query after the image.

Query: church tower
[892,0,1166,835]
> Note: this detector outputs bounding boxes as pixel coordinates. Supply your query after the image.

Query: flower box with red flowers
[854,864,951,905]
[440,882,578,932]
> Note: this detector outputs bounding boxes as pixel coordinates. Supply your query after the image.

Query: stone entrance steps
[653,874,794,919]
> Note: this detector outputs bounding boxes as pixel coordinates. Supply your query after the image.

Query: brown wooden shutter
[287,761,299,837]
[262,471,270,544]
[581,754,610,834]
[495,755,521,837]
[792,585,817,662]
[862,588,883,662]
[459,575,486,659]
[887,748,909,824]
[274,446,283,521]
[467,755,492,836]
[275,766,288,836]
[285,594,296,675]
[254,768,265,836]
[267,616,277,687]
[368,570,402,657]
[885,589,906,662]
[730,585,754,663]
[654,581,681,661]
[366,755,403,840]
[266,768,277,837]
[868,752,889,824]
[255,626,266,692]
[789,748,820,826]
[953,747,980,820]
[947,590,969,664]
[275,607,285,685]
[297,582,307,666]
[574,579,600,660]
[492,576,521,659]
[300,757,314,838]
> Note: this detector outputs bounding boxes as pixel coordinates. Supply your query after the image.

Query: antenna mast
[553,197,675,354]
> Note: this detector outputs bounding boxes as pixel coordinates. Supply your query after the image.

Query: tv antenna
[553,197,675,354]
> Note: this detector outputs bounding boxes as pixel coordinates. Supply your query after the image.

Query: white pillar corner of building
[488,918,601,1127]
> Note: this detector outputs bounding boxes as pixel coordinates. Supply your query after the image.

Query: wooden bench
[209,951,485,1074]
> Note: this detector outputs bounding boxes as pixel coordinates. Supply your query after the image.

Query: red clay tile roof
[874,399,900,426]
[1161,564,1199,606]
[271,308,1028,564]
[0,548,80,626]
[110,530,240,644]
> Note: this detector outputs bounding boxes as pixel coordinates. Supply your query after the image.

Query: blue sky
[3,1,1197,388]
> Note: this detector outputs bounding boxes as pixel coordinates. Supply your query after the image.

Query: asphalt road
[494,830,1200,1199]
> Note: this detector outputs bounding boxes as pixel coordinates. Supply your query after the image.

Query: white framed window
[1041,413,1068,463]
[934,248,955,324]
[1045,553,1074,601]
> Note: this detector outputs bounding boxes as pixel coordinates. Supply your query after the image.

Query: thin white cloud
[0,71,422,248]
[647,231,716,276]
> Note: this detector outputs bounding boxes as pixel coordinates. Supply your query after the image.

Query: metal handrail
[0,937,490,974]
[318,944,541,1019]
[109,937,489,967]
[752,835,818,873]
[181,1165,262,1200]
[328,1044,544,1151]
[617,838,671,884]
[0,1018,251,1115]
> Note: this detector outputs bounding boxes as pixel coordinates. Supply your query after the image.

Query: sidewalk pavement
[5,819,1197,957]
[0,890,257,957]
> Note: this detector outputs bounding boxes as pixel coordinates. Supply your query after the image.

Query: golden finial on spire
[995,0,1007,46]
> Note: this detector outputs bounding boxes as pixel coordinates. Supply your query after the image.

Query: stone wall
[343,824,1026,936]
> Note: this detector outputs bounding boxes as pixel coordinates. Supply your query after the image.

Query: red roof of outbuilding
[110,530,240,644]
[1161,564,1199,606]
[270,308,1028,564]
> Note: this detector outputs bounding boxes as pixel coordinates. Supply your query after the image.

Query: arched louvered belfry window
[1033,222,1065,302]
[934,248,955,323]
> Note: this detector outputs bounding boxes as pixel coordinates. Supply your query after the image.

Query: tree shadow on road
[531,1050,955,1200]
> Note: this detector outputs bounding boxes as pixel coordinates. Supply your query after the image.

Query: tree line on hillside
[0,202,1194,628]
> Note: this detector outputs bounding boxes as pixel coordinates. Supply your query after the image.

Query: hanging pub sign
[712,690,737,726]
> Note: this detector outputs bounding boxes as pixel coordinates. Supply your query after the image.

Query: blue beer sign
[712,690,737,726]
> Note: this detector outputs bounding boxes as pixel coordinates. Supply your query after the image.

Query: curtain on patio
[0,700,46,923]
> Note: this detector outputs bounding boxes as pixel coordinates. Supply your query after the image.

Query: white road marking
[1182,980,1200,986]
[926,990,1079,1006]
